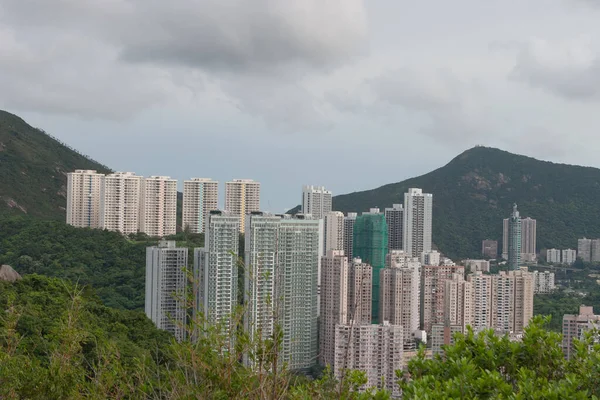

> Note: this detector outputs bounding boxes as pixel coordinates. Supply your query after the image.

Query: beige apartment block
[140,176,178,237]
[225,179,260,233]
[100,172,143,235]
[66,169,104,228]
[182,178,218,234]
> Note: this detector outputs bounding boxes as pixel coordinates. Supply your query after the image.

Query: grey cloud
[328,69,487,144]
[0,0,366,126]
[510,38,600,101]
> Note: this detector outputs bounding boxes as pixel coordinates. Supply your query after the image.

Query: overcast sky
[2,0,600,211]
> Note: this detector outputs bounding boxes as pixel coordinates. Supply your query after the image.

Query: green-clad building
[352,209,388,323]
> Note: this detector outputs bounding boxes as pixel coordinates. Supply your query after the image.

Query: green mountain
[332,146,600,259]
[0,110,111,220]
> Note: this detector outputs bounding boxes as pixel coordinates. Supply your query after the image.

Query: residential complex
[182,178,218,234]
[323,211,344,255]
[301,185,332,219]
[481,239,498,259]
[563,306,600,359]
[562,249,577,265]
[463,259,490,273]
[421,250,441,266]
[343,212,357,261]
[195,211,240,331]
[403,188,433,257]
[505,204,522,269]
[380,251,420,349]
[66,169,104,228]
[547,248,561,264]
[578,238,592,262]
[353,209,388,323]
[421,264,465,333]
[533,271,555,293]
[100,172,143,234]
[277,215,321,371]
[334,323,403,398]
[139,176,178,237]
[384,204,404,251]
[225,179,261,233]
[145,240,188,342]
[502,206,536,264]
[347,258,373,324]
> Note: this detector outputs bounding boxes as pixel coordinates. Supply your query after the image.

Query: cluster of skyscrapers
[546,248,577,265]
[576,238,600,263]
[66,170,260,235]
[502,204,537,267]
[144,185,537,395]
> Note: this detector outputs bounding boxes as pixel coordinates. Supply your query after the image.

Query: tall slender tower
[343,212,358,261]
[225,179,260,233]
[301,185,332,219]
[66,170,104,228]
[195,211,240,332]
[244,212,280,343]
[320,250,349,367]
[384,204,404,251]
[145,240,188,341]
[277,215,321,371]
[507,204,522,270]
[347,258,373,324]
[139,176,178,237]
[100,172,143,234]
[323,211,344,255]
[379,251,420,349]
[352,210,388,323]
[403,188,433,257]
[182,178,219,234]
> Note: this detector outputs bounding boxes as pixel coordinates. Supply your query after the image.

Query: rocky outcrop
[0,264,22,282]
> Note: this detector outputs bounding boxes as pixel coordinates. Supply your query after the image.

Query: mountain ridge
[332,146,600,258]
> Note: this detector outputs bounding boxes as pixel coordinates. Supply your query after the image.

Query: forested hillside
[0,110,111,220]
[333,146,600,258]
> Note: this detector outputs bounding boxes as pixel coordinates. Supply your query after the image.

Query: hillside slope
[333,146,600,258]
[0,110,111,219]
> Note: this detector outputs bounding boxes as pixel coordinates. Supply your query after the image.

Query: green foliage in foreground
[0,217,203,310]
[3,275,600,399]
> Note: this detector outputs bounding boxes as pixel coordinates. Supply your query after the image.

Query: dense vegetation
[0,217,203,310]
[331,146,600,259]
[0,110,111,220]
[2,277,600,399]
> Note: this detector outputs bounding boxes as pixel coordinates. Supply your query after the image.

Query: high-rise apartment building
[592,239,600,263]
[421,250,441,266]
[505,204,522,269]
[533,271,555,294]
[463,259,490,273]
[347,258,373,324]
[244,212,280,343]
[66,169,104,228]
[546,248,561,263]
[182,178,218,234]
[502,208,535,263]
[491,268,533,335]
[277,215,321,371]
[403,188,433,258]
[481,239,498,259]
[467,271,493,333]
[521,217,537,262]
[334,323,403,397]
[323,211,344,255]
[421,264,465,333]
[195,211,240,332]
[225,179,260,233]
[145,240,188,341]
[353,210,388,323]
[385,204,404,251]
[320,250,349,367]
[431,273,473,354]
[562,249,577,265]
[578,238,592,262]
[562,305,600,359]
[139,176,177,237]
[343,213,358,261]
[301,185,332,220]
[100,172,143,234]
[380,251,420,349]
